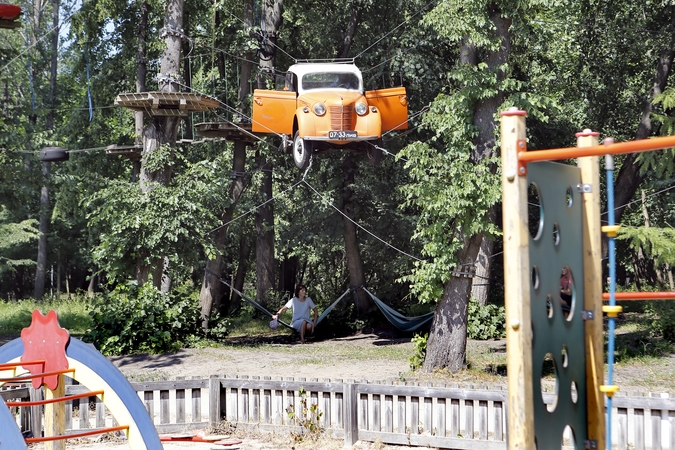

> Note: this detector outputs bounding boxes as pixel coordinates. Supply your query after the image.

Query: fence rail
[2,378,674,449]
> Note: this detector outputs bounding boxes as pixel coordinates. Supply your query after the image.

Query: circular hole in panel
[561,345,569,368]
[541,352,558,413]
[546,294,554,319]
[528,182,544,240]
[560,265,575,321]
[561,424,576,449]
[571,381,578,404]
[566,186,574,208]
[553,222,560,246]
[532,266,540,290]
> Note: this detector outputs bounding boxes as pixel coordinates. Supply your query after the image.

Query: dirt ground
[22,327,675,449]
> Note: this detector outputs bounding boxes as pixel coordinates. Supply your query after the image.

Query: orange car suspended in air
[252,62,408,169]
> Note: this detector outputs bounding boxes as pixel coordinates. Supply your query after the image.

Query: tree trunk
[471,235,494,306]
[613,50,674,224]
[423,234,483,372]
[255,152,274,307]
[138,0,184,287]
[423,6,511,373]
[133,1,150,182]
[337,8,360,59]
[198,0,253,327]
[34,162,50,300]
[342,153,369,310]
[228,236,252,314]
[199,143,247,329]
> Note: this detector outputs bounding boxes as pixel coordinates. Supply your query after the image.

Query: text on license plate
[329,131,358,139]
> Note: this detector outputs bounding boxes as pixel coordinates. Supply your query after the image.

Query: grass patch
[0,295,93,337]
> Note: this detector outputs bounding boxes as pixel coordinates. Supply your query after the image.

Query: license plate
[329,131,358,139]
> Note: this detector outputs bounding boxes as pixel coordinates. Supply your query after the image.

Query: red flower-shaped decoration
[20,310,70,389]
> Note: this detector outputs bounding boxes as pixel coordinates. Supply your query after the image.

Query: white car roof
[287,63,363,79]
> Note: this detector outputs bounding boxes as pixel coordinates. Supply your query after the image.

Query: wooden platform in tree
[194,122,259,143]
[105,144,142,161]
[114,92,220,117]
[0,18,20,28]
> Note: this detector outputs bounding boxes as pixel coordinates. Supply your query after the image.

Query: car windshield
[301,72,361,91]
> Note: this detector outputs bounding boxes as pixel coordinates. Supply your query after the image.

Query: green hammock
[207,269,351,331]
[361,287,434,332]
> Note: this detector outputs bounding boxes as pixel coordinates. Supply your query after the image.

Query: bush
[84,282,205,355]
[645,300,675,342]
[409,332,428,371]
[467,297,506,340]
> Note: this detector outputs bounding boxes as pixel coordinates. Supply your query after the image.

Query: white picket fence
[2,378,674,449]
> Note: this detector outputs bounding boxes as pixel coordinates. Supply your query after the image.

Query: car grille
[329,106,353,130]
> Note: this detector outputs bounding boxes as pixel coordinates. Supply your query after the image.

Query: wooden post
[343,382,358,446]
[577,130,605,450]
[44,374,66,450]
[500,108,534,450]
[209,375,222,426]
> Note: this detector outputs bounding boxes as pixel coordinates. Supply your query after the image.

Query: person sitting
[273,284,318,344]
[560,265,573,317]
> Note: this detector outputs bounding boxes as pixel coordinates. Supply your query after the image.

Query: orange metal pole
[25,425,129,443]
[0,368,74,382]
[5,390,104,407]
[602,292,675,301]
[519,135,675,163]
[0,360,44,370]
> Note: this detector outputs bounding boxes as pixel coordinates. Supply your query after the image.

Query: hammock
[206,269,351,331]
[361,287,434,332]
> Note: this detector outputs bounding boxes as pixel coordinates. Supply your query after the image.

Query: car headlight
[355,102,368,116]
[313,103,326,116]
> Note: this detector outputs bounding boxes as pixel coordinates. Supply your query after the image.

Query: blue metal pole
[605,154,616,450]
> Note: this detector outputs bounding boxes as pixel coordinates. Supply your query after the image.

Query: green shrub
[84,282,205,355]
[409,332,428,370]
[467,297,506,340]
[645,300,675,342]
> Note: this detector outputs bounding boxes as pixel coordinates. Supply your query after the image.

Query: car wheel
[293,132,312,169]
[365,139,383,166]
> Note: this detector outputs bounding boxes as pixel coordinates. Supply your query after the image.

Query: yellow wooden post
[500,107,534,450]
[44,374,66,450]
[577,130,605,450]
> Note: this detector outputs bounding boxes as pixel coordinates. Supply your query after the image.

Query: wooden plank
[322,391,331,429]
[651,408,662,450]
[372,392,381,432]
[359,392,368,430]
[384,395,393,433]
[208,376,219,425]
[356,384,506,401]
[437,397,446,437]
[577,130,604,450]
[465,399,474,439]
[273,389,283,425]
[669,410,674,450]
[494,400,503,441]
[335,390,344,428]
[451,398,460,437]
[500,108,534,450]
[635,408,644,450]
[343,382,358,446]
[397,395,406,434]
[411,396,419,435]
[358,430,507,450]
[160,388,170,424]
[617,407,628,450]
[420,396,430,434]
[263,388,271,424]
[479,400,488,440]
[175,377,185,424]
[130,379,209,390]
[218,378,343,393]
[30,386,42,439]
[143,390,154,421]
[95,397,105,429]
[80,395,90,429]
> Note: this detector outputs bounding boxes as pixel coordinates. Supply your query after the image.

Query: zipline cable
[302,179,424,262]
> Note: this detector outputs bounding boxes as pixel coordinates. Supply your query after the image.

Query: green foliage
[0,206,39,276]
[645,300,675,342]
[467,298,505,340]
[84,282,207,355]
[409,332,428,371]
[286,387,323,441]
[616,226,675,267]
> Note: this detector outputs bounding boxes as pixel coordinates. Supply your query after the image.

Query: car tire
[365,139,383,166]
[293,131,312,169]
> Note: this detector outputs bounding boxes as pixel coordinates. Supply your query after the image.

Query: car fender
[355,109,382,138]
[295,109,318,138]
